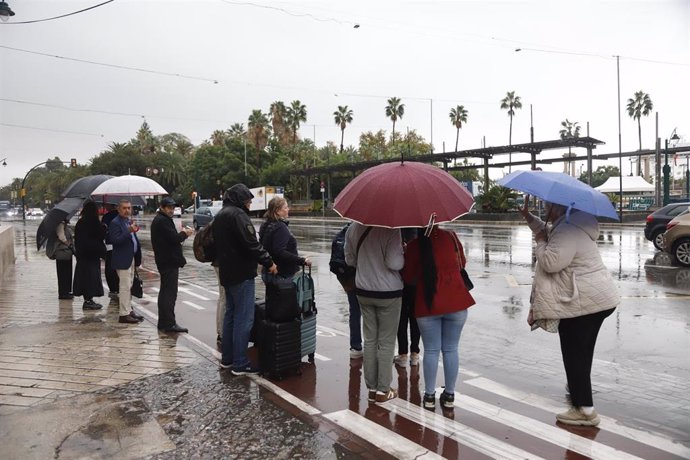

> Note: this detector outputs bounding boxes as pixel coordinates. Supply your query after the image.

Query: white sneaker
[394,354,409,367]
[556,407,600,426]
[350,348,363,359]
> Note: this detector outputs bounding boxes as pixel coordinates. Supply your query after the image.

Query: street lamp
[0,1,15,21]
[663,131,680,205]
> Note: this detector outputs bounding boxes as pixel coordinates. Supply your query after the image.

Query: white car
[173,206,182,217]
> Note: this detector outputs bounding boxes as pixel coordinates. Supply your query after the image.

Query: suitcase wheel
[308,353,315,363]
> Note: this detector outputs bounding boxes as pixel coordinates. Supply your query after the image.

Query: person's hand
[519,194,531,221]
[268,263,278,275]
[129,222,139,233]
[183,227,193,237]
[303,257,312,267]
[535,229,547,243]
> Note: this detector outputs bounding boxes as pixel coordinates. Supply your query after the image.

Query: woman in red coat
[401,226,474,410]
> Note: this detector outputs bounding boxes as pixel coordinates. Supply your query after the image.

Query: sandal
[375,388,398,403]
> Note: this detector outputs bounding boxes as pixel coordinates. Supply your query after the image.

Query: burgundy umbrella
[333,161,474,228]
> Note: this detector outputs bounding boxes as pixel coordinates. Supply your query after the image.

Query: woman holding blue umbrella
[519,194,619,427]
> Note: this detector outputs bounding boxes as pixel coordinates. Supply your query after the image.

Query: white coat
[528,210,620,320]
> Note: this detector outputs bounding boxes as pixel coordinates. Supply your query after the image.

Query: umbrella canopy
[35,197,83,250]
[333,161,474,228]
[497,170,619,220]
[90,175,168,197]
[62,175,113,199]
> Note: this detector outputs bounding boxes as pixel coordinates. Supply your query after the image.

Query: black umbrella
[36,197,83,250]
[62,175,113,199]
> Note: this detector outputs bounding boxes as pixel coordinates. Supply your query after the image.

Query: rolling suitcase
[249,300,266,345]
[294,267,317,362]
[258,318,302,380]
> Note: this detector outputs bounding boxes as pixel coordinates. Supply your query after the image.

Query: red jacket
[401,228,475,318]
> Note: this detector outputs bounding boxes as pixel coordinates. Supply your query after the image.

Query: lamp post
[663,132,680,205]
[686,153,690,201]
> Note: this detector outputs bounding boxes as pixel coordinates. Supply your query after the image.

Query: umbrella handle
[424,213,436,237]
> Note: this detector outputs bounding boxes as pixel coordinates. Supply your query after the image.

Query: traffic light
[70,158,77,168]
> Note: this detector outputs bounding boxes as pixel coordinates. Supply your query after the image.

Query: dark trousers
[397,284,420,355]
[56,259,73,297]
[558,308,615,407]
[104,251,119,293]
[157,267,179,329]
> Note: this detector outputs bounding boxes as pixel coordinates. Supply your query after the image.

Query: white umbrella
[90,175,168,197]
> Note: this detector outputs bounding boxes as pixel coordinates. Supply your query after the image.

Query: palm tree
[559,119,581,177]
[228,123,246,138]
[285,100,307,144]
[210,130,227,146]
[247,110,270,169]
[500,91,522,172]
[626,90,653,175]
[449,105,469,152]
[333,105,354,153]
[269,101,290,145]
[385,97,405,138]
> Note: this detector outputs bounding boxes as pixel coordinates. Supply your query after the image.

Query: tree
[385,97,405,138]
[449,105,468,152]
[626,90,653,175]
[333,105,354,153]
[476,185,518,213]
[559,119,581,176]
[158,133,194,158]
[285,100,307,144]
[500,91,522,172]
[227,123,246,141]
[269,101,291,146]
[247,110,270,170]
[133,121,157,155]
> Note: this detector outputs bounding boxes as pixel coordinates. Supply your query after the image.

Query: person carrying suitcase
[213,184,277,375]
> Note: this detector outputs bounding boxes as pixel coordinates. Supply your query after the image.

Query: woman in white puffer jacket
[520,196,619,427]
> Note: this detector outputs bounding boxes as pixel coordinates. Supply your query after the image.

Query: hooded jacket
[529,210,620,320]
[151,209,188,270]
[212,184,273,287]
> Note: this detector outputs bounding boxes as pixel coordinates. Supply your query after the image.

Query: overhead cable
[0,0,116,25]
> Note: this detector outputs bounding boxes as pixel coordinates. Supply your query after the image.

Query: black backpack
[329,223,353,278]
[193,221,216,263]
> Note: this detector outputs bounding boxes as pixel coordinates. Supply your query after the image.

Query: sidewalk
[0,236,387,459]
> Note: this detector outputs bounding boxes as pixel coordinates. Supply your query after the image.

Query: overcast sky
[1,0,688,187]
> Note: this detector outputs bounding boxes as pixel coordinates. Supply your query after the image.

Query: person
[151,197,194,333]
[329,222,363,359]
[401,226,475,410]
[53,218,74,300]
[72,201,106,310]
[109,199,144,324]
[395,228,421,368]
[345,222,404,403]
[258,197,311,281]
[101,203,120,298]
[213,263,225,347]
[519,196,619,427]
[212,184,277,375]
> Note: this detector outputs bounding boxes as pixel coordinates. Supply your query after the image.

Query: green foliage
[90,143,147,176]
[578,165,620,188]
[476,185,518,213]
[450,158,480,182]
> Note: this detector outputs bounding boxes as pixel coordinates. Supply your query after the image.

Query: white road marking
[178,287,210,301]
[249,376,322,416]
[453,391,645,460]
[313,353,331,362]
[465,376,690,459]
[323,409,444,460]
[384,397,547,460]
[505,274,519,287]
[183,300,205,311]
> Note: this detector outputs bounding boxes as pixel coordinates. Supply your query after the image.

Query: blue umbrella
[497,170,619,221]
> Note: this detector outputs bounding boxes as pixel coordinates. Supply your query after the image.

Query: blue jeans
[416,309,468,395]
[347,291,362,350]
[221,279,256,368]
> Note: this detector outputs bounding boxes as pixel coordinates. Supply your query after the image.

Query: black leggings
[397,284,420,355]
[558,308,615,407]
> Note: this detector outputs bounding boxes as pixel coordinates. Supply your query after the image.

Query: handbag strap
[450,232,467,269]
[355,227,373,262]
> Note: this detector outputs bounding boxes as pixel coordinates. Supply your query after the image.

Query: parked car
[663,211,690,267]
[192,205,221,229]
[644,202,690,250]
[183,205,195,214]
[173,206,182,217]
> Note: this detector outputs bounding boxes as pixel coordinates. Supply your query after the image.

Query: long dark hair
[418,228,437,311]
[80,200,98,220]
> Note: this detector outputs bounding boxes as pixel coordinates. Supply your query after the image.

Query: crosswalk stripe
[178,287,210,301]
[323,409,444,460]
[465,376,690,459]
[384,398,547,460]
[182,300,205,310]
[454,391,645,460]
